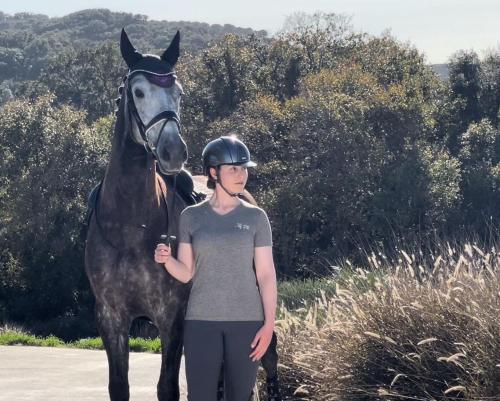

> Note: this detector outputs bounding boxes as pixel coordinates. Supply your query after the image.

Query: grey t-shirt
[178,199,272,321]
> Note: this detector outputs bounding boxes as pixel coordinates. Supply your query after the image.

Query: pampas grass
[275,241,500,400]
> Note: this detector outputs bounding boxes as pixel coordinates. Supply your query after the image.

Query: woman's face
[212,164,248,192]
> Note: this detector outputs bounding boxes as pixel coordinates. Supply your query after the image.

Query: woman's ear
[209,167,217,181]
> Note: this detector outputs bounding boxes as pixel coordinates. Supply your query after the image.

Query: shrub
[276,240,500,400]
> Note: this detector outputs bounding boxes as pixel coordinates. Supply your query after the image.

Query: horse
[85,29,282,401]
[85,29,190,401]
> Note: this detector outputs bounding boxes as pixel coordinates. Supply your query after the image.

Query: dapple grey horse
[85,29,190,401]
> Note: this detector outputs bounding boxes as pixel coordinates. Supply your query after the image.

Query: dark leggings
[183,320,263,401]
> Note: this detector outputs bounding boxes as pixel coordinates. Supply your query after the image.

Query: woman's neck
[209,187,241,209]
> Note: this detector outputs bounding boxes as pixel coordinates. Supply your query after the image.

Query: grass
[275,241,500,400]
[0,327,162,353]
[0,328,65,347]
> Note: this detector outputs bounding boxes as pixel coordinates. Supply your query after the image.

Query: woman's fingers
[154,243,171,263]
[250,334,264,361]
[250,331,260,349]
[250,330,272,361]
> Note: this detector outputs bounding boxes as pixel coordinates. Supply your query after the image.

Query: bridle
[124,69,182,157]
[94,69,183,250]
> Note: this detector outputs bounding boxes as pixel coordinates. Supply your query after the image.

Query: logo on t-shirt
[235,222,250,231]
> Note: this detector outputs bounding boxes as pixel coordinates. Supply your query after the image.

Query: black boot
[266,375,282,401]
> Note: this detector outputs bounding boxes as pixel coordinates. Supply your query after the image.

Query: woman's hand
[249,323,274,362]
[154,243,171,264]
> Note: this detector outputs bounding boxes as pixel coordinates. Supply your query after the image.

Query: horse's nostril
[183,150,188,160]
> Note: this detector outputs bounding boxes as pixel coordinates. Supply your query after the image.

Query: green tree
[446,50,483,154]
[0,94,110,328]
[458,119,500,232]
[480,49,500,126]
[38,42,126,121]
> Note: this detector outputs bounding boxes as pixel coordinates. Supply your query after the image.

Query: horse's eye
[134,88,144,98]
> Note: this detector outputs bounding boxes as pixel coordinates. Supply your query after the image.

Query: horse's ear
[161,31,180,67]
[120,28,142,69]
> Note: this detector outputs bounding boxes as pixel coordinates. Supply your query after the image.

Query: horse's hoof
[266,376,282,401]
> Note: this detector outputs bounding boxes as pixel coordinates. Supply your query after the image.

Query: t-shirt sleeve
[178,209,192,244]
[254,209,273,247]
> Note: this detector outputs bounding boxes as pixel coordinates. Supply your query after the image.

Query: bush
[0,94,110,323]
[276,240,500,400]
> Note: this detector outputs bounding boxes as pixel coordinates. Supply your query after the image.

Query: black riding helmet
[202,136,257,174]
[202,136,257,192]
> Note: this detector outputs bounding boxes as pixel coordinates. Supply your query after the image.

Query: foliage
[0,9,266,85]
[0,328,162,353]
[480,48,500,126]
[276,241,500,400]
[0,94,110,323]
[457,119,500,230]
[37,42,126,121]
[0,330,64,347]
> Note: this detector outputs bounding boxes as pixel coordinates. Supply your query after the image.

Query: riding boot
[266,375,282,401]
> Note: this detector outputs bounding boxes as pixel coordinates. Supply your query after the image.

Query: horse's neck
[100,123,161,218]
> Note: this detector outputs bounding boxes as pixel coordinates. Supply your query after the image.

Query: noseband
[124,70,181,155]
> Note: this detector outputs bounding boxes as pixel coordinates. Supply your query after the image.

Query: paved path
[0,345,187,401]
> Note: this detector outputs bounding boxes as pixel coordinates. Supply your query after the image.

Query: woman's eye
[134,89,145,98]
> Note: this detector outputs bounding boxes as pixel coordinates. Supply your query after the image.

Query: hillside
[0,9,266,82]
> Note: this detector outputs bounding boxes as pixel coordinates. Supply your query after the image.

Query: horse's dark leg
[261,332,282,401]
[157,311,184,401]
[96,302,131,401]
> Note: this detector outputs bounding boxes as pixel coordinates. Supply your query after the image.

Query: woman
[154,135,278,401]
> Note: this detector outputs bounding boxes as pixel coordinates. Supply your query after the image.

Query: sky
[2,0,499,64]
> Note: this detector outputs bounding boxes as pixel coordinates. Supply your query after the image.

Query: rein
[92,70,181,251]
[93,156,178,251]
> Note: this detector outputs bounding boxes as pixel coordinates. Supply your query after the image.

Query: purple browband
[130,70,177,88]
[147,74,176,88]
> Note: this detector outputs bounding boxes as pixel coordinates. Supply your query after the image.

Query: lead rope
[158,171,178,255]
[168,174,178,255]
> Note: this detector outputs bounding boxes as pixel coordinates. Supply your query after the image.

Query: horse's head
[120,29,187,175]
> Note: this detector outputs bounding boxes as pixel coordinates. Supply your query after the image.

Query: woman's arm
[250,245,277,361]
[154,242,195,284]
[254,246,277,328]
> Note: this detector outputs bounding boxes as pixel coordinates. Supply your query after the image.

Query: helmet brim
[239,161,257,167]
